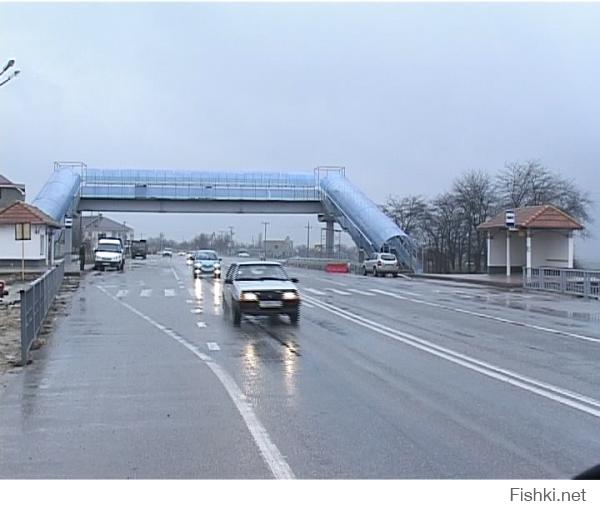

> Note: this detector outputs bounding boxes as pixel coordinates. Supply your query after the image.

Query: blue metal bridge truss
[32,163,420,271]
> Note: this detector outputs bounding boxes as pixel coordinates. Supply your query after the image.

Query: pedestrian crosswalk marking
[325,288,352,296]
[140,289,152,298]
[348,288,375,296]
[165,289,176,297]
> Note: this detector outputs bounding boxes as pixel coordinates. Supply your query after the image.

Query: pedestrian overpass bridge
[31,163,420,271]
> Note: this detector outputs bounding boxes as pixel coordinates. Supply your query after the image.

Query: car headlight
[282,291,299,300]
[214,263,221,269]
[241,292,259,301]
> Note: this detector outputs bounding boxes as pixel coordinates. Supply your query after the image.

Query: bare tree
[382,195,429,239]
[496,160,591,224]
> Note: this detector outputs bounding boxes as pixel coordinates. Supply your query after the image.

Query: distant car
[95,238,125,271]
[361,252,399,277]
[193,250,221,279]
[186,253,194,265]
[162,249,173,257]
[222,261,300,326]
[237,250,250,258]
[177,251,186,256]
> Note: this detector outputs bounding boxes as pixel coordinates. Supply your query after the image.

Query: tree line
[382,160,592,273]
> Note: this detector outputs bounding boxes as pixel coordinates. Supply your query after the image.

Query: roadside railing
[19,260,66,364]
[523,267,600,299]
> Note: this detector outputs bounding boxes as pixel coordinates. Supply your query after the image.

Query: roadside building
[79,214,134,259]
[0,174,26,210]
[0,201,61,268]
[478,205,584,276]
[265,237,293,259]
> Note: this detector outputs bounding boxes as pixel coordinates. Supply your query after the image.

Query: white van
[94,238,125,271]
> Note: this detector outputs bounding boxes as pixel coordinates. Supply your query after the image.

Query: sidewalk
[413,272,523,289]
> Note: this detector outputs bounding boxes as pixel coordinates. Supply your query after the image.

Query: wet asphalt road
[1,255,599,478]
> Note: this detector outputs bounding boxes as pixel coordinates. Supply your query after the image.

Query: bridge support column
[325,220,335,258]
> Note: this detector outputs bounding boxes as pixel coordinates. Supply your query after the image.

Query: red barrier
[325,263,349,273]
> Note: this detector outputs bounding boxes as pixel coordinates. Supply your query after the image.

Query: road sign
[15,222,31,240]
[64,217,73,228]
[505,210,516,228]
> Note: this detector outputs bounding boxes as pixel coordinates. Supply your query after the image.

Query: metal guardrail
[523,267,600,299]
[19,260,66,364]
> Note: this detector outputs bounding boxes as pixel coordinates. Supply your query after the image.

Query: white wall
[488,231,526,267]
[531,231,570,267]
[0,224,47,260]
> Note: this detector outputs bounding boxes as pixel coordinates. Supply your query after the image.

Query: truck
[131,239,147,259]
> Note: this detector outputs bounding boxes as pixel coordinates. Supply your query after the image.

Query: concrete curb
[412,273,522,289]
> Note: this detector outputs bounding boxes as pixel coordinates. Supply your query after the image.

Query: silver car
[361,252,400,277]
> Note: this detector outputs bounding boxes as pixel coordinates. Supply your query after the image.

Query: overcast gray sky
[1,2,599,262]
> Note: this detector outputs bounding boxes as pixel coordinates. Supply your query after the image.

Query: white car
[237,250,250,258]
[361,252,400,277]
[223,261,300,326]
[94,238,124,271]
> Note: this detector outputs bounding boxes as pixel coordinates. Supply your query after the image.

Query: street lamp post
[305,221,312,258]
[0,59,20,88]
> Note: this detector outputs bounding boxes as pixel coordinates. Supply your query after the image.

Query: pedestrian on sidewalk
[79,243,86,271]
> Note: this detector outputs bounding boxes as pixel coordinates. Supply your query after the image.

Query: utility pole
[228,226,234,255]
[305,221,313,258]
[261,222,269,260]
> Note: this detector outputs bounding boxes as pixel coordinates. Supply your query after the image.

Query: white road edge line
[303,294,600,419]
[97,285,294,479]
[368,289,600,345]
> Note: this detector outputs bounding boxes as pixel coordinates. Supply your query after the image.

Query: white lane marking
[140,289,152,298]
[325,288,352,296]
[116,290,128,298]
[398,274,411,280]
[348,288,375,296]
[368,289,600,345]
[301,302,315,309]
[303,295,600,419]
[191,308,203,314]
[207,342,220,351]
[171,267,181,282]
[393,289,422,297]
[304,287,326,296]
[197,321,207,328]
[186,299,194,304]
[165,289,176,297]
[96,286,294,479]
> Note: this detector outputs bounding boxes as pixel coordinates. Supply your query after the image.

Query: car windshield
[234,264,289,281]
[195,252,217,260]
[381,254,396,261]
[98,244,121,252]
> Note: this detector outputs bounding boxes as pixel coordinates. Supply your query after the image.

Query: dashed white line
[206,342,220,351]
[116,290,128,298]
[164,289,176,297]
[140,289,152,298]
[304,287,326,296]
[196,321,207,328]
[191,308,203,314]
[96,285,294,479]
